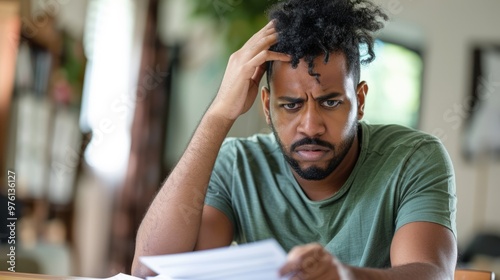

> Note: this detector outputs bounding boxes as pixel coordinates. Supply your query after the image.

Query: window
[360,40,423,129]
[80,0,144,183]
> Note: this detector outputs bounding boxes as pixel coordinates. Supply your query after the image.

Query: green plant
[191,0,280,53]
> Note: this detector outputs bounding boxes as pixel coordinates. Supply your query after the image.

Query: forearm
[132,20,289,277]
[132,108,234,275]
[348,262,452,280]
[281,241,455,280]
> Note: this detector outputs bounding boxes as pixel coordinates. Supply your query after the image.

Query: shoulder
[361,122,444,155]
[360,122,454,175]
[214,133,281,169]
[220,133,280,155]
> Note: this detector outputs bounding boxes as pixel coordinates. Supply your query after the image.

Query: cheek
[343,96,359,123]
[272,115,294,135]
[340,103,359,136]
[271,107,295,126]
[325,102,357,138]
[270,111,298,139]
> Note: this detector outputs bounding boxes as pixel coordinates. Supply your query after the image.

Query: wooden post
[0,0,20,186]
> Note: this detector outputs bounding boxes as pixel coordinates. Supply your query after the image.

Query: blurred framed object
[463,44,500,230]
[464,44,500,160]
[361,39,423,129]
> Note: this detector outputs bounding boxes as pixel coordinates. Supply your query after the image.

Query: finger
[255,20,274,35]
[246,51,289,88]
[264,19,275,29]
[279,259,301,277]
[249,51,290,84]
[247,32,279,53]
[245,23,277,49]
[264,27,276,36]
[251,64,267,86]
[279,246,311,276]
[267,50,292,62]
[248,50,291,67]
[279,244,327,277]
[247,21,275,43]
[296,252,333,279]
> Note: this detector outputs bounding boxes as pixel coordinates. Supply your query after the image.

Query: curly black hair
[266,0,388,87]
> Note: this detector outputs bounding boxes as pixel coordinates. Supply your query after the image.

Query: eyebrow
[277,92,343,103]
[277,96,304,103]
[315,92,343,102]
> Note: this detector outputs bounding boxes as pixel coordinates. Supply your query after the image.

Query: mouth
[294,145,331,161]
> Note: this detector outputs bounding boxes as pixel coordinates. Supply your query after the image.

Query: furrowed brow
[277,96,304,103]
[315,92,342,102]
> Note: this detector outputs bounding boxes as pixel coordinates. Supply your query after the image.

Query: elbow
[131,235,156,278]
[131,255,156,278]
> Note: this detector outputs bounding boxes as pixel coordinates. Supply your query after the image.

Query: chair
[455,269,495,280]
[460,233,500,263]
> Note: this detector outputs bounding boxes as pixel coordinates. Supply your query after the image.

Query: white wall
[161,0,500,247]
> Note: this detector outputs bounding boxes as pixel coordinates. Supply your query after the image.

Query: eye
[321,100,341,108]
[282,103,302,110]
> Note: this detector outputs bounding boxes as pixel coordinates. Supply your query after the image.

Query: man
[132,0,457,279]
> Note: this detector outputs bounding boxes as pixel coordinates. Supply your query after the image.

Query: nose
[297,103,326,137]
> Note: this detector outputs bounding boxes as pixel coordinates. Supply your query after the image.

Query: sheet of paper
[140,239,290,280]
[77,273,143,280]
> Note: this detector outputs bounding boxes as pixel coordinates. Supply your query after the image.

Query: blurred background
[0,0,499,277]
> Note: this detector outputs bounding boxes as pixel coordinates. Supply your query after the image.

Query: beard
[270,120,358,181]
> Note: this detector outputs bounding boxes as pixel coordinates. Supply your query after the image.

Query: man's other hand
[280,243,348,280]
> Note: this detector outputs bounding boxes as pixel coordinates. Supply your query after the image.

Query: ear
[356,81,368,120]
[261,86,271,125]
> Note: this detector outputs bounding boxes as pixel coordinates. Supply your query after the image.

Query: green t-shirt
[205,122,456,268]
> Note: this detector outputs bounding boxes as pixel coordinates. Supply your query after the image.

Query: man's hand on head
[209,21,290,121]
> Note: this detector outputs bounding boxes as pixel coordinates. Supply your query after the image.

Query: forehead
[270,52,354,93]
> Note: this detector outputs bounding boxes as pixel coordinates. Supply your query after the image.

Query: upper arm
[194,205,234,251]
[390,222,457,275]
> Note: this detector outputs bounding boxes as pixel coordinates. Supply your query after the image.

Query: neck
[292,133,361,201]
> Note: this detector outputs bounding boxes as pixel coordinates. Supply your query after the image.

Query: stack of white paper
[140,239,290,280]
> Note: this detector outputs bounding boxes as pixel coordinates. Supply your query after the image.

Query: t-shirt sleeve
[205,139,236,228]
[395,138,457,238]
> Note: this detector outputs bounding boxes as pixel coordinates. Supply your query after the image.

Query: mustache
[290,138,334,151]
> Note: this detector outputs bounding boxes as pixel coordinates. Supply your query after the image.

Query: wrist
[203,105,237,129]
[336,262,361,280]
[206,100,240,123]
